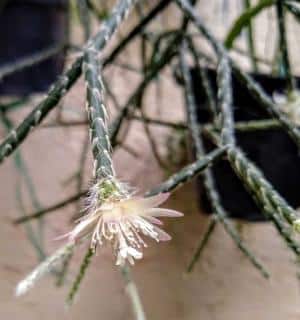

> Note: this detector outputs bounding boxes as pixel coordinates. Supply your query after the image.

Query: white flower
[65,190,183,265]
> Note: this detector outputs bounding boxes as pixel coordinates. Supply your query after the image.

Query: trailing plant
[0,0,300,318]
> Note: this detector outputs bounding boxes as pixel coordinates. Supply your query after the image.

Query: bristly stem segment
[187,219,217,272]
[227,147,300,242]
[16,243,74,296]
[228,147,300,256]
[176,0,235,147]
[0,43,65,81]
[83,0,138,180]
[178,0,300,151]
[180,43,269,278]
[276,0,295,91]
[67,247,94,305]
[232,66,300,147]
[178,0,300,254]
[146,147,227,197]
[121,265,147,320]
[82,2,148,319]
[243,0,258,72]
[84,49,115,180]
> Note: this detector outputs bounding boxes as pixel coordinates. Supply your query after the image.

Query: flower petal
[140,193,170,208]
[122,193,170,211]
[68,215,99,241]
[143,216,163,225]
[145,208,184,218]
[153,226,172,241]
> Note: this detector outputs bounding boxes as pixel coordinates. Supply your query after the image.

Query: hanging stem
[121,265,147,320]
[187,219,217,272]
[180,43,269,278]
[276,0,295,91]
[16,243,74,296]
[67,248,94,305]
[176,0,235,146]
[1,112,47,260]
[227,147,299,227]
[103,0,172,67]
[109,43,178,146]
[86,0,109,20]
[285,2,300,23]
[83,0,141,181]
[0,44,65,81]
[84,50,115,180]
[204,127,300,259]
[83,0,138,176]
[178,0,300,151]
[82,1,148,318]
[228,147,300,257]
[14,190,87,224]
[56,249,74,287]
[242,0,258,72]
[77,0,91,41]
[232,66,300,147]
[224,0,275,49]
[146,147,227,196]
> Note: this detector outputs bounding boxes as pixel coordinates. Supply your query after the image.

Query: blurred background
[1,0,300,319]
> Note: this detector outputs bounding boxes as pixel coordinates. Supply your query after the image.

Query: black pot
[190,68,300,222]
[0,0,68,95]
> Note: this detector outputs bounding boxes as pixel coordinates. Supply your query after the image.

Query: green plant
[1,0,300,318]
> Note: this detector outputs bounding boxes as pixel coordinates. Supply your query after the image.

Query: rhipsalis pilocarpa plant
[15,0,184,312]
[2,0,300,317]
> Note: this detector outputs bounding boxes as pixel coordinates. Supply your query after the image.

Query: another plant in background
[1,0,300,318]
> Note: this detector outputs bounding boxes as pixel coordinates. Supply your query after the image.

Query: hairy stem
[276,0,294,91]
[180,44,269,278]
[187,219,217,272]
[67,247,94,305]
[0,44,65,81]
[146,147,227,196]
[16,243,74,296]
[176,0,235,146]
[121,265,147,320]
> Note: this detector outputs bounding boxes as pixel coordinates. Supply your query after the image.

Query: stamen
[66,185,182,265]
